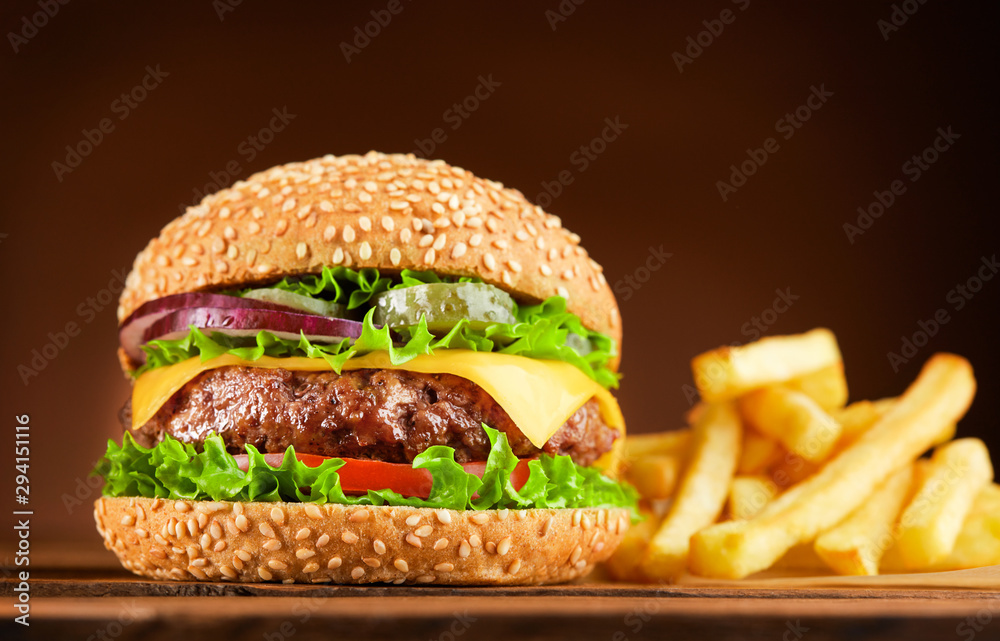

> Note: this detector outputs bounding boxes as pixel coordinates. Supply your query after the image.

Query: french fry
[623,429,691,462]
[833,400,886,442]
[814,464,914,575]
[624,455,683,500]
[738,429,782,475]
[772,543,828,573]
[739,387,842,463]
[767,450,819,488]
[689,353,976,579]
[927,484,1000,571]
[604,510,662,582]
[644,403,741,579]
[728,475,778,520]
[894,438,994,569]
[784,362,848,411]
[692,328,842,402]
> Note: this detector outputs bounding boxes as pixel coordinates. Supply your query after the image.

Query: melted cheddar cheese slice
[131,350,625,452]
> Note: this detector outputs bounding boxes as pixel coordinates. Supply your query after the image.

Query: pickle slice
[373,282,516,331]
[243,288,348,318]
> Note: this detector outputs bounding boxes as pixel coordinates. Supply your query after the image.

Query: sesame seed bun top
[119,152,621,349]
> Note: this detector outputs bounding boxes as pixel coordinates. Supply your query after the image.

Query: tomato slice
[231,452,534,500]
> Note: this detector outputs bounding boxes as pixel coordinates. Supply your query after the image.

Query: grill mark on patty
[127,366,618,466]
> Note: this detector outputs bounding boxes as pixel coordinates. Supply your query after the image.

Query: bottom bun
[94,497,629,585]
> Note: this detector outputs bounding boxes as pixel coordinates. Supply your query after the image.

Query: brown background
[1,1,997,549]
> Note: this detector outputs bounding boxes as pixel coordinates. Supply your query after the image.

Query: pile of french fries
[606,328,998,581]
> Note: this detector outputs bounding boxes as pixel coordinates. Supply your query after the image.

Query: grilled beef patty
[128,367,618,466]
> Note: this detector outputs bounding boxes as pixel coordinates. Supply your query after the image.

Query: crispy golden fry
[814,464,914,575]
[738,429,782,475]
[927,484,1000,571]
[604,510,661,582]
[784,362,848,411]
[728,475,778,520]
[894,438,994,569]
[624,455,683,500]
[689,354,976,579]
[623,429,691,462]
[833,400,887,442]
[692,328,842,402]
[644,403,741,579]
[739,387,842,463]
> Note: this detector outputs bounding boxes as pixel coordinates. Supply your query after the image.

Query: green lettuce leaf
[136,300,620,388]
[95,427,638,513]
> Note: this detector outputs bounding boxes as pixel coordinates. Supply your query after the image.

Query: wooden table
[3,548,998,640]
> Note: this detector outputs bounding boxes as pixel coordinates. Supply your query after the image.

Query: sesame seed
[394,559,409,572]
[305,504,323,520]
[400,228,412,243]
[448,195,460,210]
[323,225,337,241]
[542,516,554,537]
[466,216,483,228]
[548,248,558,261]
[328,556,342,569]
[332,247,345,264]
[295,527,311,541]
[258,568,273,581]
[535,237,545,250]
[137,528,149,539]
[483,254,496,270]
[405,533,422,548]
[515,230,529,242]
[572,510,583,526]
[405,514,422,527]
[259,523,277,538]
[293,548,315,560]
[414,525,433,538]
[501,271,513,286]
[349,509,371,523]
[428,181,441,194]
[121,515,135,526]
[434,217,451,229]
[562,269,574,280]
[423,248,436,264]
[416,575,435,583]
[434,562,454,573]
[433,234,446,251]
[418,234,434,248]
[342,225,355,242]
[570,545,583,565]
[235,549,252,562]
[497,537,513,556]
[275,219,289,236]
[359,216,372,231]
[351,567,366,580]
[451,242,467,259]
[389,200,408,211]
[303,562,320,573]
[390,248,402,266]
[235,515,249,532]
[373,539,387,555]
[381,216,394,231]
[341,531,359,544]
[263,540,281,551]
[485,542,497,554]
[344,203,362,213]
[433,538,449,551]
[540,265,552,276]
[363,180,378,193]
[214,541,227,552]
[155,534,168,546]
[507,260,522,273]
[220,565,237,579]
[316,533,330,548]
[459,541,471,558]
[452,211,466,227]
[471,513,489,525]
[363,557,381,568]
[296,242,308,259]
[557,286,569,299]
[319,200,334,212]
[485,219,499,233]
[296,205,312,220]
[436,510,452,525]
[359,241,372,260]
[227,245,239,259]
[468,234,482,247]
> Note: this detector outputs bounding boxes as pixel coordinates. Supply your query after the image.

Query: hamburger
[94,151,635,585]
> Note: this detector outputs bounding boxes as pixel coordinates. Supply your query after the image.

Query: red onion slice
[136,307,365,363]
[119,292,302,363]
